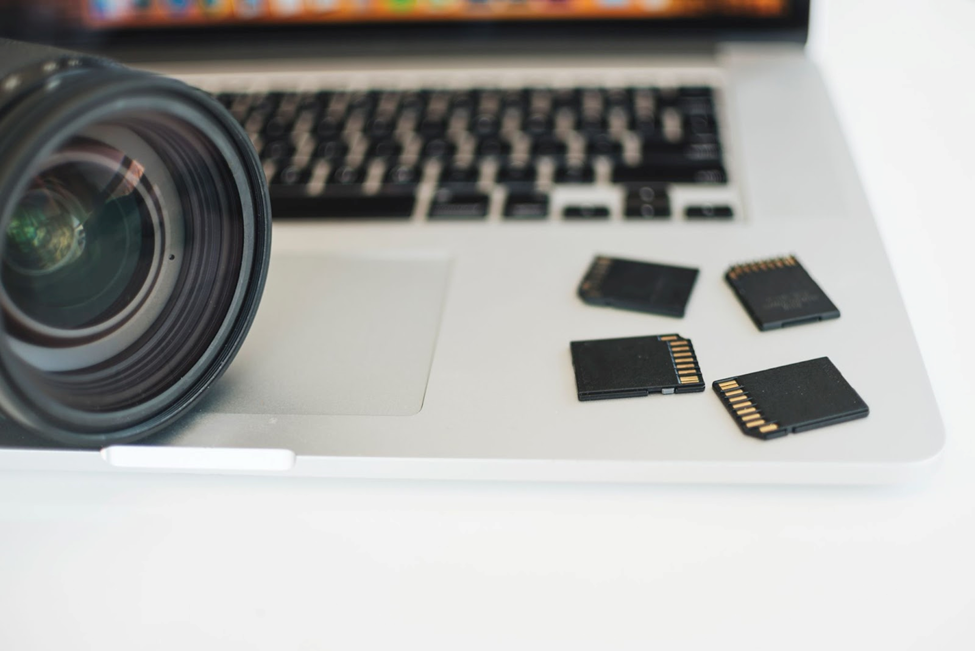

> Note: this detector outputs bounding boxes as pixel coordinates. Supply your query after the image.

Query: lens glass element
[3,140,155,331]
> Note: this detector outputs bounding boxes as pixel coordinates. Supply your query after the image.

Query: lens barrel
[0,39,271,446]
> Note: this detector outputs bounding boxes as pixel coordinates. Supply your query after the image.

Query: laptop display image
[54,0,790,28]
[0,0,944,483]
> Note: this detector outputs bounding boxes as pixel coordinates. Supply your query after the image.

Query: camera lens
[0,41,270,446]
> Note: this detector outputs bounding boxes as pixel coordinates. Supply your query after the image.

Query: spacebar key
[271,193,415,219]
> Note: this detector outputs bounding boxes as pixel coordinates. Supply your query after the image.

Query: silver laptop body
[0,4,945,484]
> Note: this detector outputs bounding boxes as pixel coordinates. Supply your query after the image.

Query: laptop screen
[46,0,791,30]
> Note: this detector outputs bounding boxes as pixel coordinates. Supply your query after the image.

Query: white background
[2,0,975,648]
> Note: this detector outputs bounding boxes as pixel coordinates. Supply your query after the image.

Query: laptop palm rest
[207,253,451,417]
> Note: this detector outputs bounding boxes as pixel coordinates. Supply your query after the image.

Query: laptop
[0,0,944,484]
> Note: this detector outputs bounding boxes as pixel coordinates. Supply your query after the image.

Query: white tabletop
[2,1,974,648]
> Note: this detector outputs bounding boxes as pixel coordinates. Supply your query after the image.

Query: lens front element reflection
[6,189,87,277]
[1,137,156,334]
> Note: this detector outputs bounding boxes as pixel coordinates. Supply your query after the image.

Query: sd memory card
[579,256,699,318]
[712,357,869,440]
[570,334,705,401]
[725,255,839,330]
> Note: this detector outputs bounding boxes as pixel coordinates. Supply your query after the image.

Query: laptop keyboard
[214,84,733,221]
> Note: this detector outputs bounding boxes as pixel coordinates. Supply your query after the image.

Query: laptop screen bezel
[2,1,810,54]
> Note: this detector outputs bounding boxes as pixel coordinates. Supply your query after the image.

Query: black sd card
[712,357,869,440]
[570,334,705,401]
[725,255,839,330]
[578,256,699,318]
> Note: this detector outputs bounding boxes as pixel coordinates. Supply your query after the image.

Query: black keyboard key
[472,114,500,137]
[299,92,328,112]
[316,117,343,139]
[605,88,630,107]
[634,116,659,136]
[450,91,476,111]
[497,162,537,186]
[367,116,395,138]
[251,92,282,115]
[270,163,310,188]
[624,185,671,219]
[476,137,511,158]
[419,116,448,137]
[263,115,294,139]
[685,204,734,219]
[612,164,727,185]
[532,136,567,158]
[503,192,549,220]
[628,184,667,202]
[686,114,718,139]
[348,91,377,113]
[679,86,713,98]
[261,139,296,161]
[328,165,367,189]
[641,142,723,165]
[578,113,607,133]
[313,138,348,161]
[271,193,415,219]
[385,163,422,187]
[524,113,552,136]
[422,138,456,159]
[367,139,402,159]
[439,164,480,186]
[501,89,527,109]
[428,189,490,220]
[552,88,579,108]
[400,91,426,112]
[586,134,623,158]
[564,205,610,220]
[554,163,595,184]
[678,96,715,116]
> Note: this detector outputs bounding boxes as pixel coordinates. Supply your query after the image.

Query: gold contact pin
[736,407,757,416]
[718,380,738,389]
[729,396,748,404]
[660,335,679,341]
[746,419,766,428]
[724,389,743,397]
[680,376,700,384]
[759,423,780,433]
[741,413,762,422]
[676,363,696,369]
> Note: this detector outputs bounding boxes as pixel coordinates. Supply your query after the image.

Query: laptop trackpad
[211,253,450,416]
